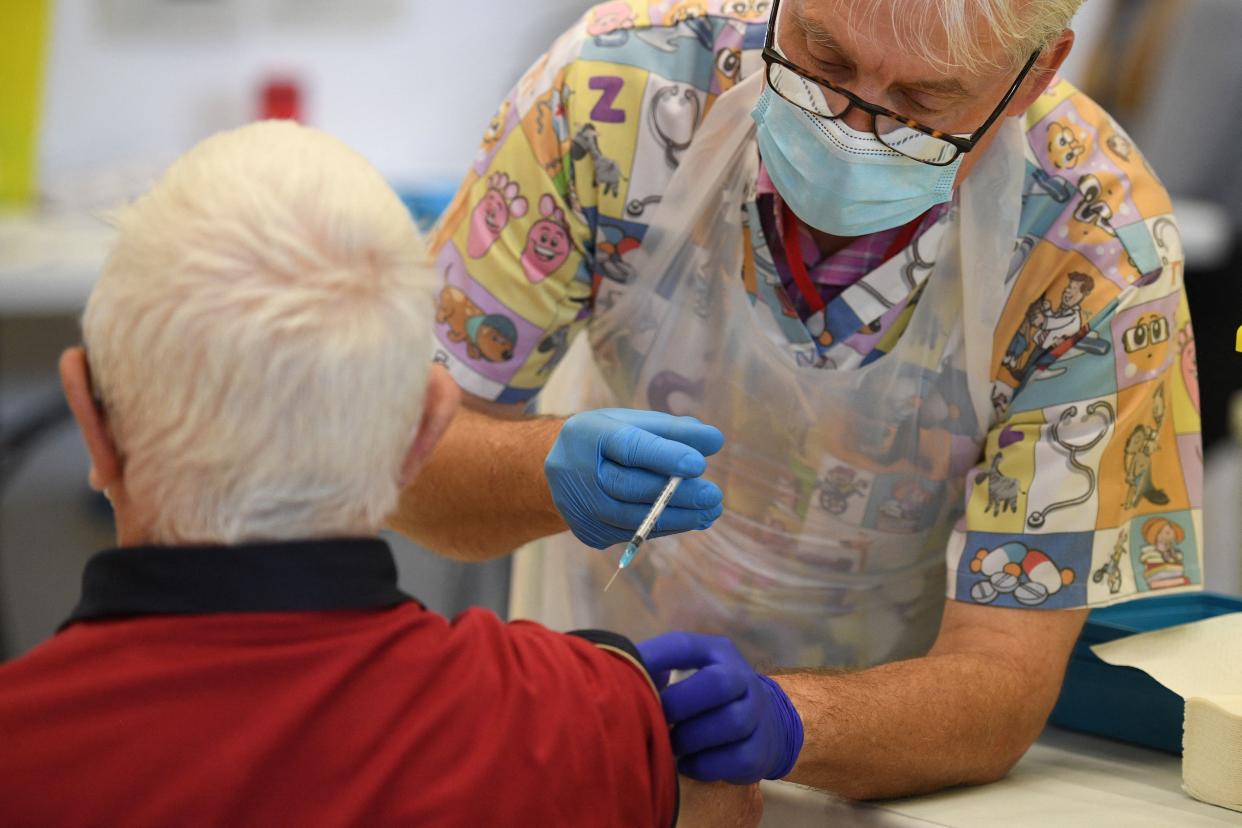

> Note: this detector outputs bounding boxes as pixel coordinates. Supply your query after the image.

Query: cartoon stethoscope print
[1151,216,1181,267]
[627,85,702,218]
[1026,400,1115,528]
[626,84,704,219]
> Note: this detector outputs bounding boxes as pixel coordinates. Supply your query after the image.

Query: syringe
[604,476,683,592]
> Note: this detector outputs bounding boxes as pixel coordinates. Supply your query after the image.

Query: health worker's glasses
[761,0,1041,166]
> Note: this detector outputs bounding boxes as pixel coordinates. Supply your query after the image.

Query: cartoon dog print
[1123,385,1169,509]
[1047,119,1089,170]
[1137,516,1190,589]
[436,286,519,363]
[436,286,482,344]
[969,542,1076,606]
[467,173,528,259]
[465,314,518,363]
[521,194,572,283]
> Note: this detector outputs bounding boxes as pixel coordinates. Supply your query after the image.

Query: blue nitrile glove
[637,632,804,785]
[545,408,725,549]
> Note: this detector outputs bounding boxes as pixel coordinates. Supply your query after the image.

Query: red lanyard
[781,201,826,314]
[779,202,928,316]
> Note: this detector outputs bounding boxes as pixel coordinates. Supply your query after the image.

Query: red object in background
[260,78,301,121]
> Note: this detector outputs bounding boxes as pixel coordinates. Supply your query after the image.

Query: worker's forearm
[388,406,568,560]
[773,651,1049,800]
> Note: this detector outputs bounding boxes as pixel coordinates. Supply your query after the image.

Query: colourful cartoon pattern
[431,0,1202,608]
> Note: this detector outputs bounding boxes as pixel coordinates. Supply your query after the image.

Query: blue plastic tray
[398,186,458,232]
[1048,591,1242,754]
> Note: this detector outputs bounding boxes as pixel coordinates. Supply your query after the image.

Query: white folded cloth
[1183,695,1242,812]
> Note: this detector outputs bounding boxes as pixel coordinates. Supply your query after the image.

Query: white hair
[834,0,1085,75]
[84,120,435,544]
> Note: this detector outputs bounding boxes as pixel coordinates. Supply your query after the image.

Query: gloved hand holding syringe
[605,475,683,592]
[544,408,724,552]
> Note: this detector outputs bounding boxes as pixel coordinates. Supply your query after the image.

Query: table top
[1,195,1232,317]
[760,727,1241,827]
[0,211,113,316]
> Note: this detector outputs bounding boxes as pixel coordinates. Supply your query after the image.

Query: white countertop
[0,211,114,316]
[0,196,1232,317]
[760,727,1241,827]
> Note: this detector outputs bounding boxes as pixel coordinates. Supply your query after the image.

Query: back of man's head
[84,120,433,544]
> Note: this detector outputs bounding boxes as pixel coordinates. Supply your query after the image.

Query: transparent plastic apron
[511,70,1027,668]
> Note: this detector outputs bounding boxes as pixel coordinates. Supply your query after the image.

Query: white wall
[38,0,1108,198]
[37,0,591,193]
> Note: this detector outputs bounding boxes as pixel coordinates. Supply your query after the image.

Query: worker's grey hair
[84,120,435,544]
[819,0,1085,75]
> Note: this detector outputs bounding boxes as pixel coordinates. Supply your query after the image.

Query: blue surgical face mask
[751,86,963,236]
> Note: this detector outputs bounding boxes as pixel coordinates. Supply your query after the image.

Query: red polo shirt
[0,539,677,827]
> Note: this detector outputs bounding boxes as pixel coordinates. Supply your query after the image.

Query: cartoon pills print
[969,543,1075,606]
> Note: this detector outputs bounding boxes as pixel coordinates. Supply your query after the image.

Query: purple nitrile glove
[637,632,804,784]
[545,409,724,549]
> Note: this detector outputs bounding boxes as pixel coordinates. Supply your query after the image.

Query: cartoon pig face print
[521,194,572,283]
[467,173,527,259]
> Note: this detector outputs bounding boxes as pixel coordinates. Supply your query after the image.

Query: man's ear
[59,347,121,493]
[398,364,461,488]
[1007,28,1075,115]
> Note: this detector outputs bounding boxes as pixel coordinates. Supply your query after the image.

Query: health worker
[393,0,1203,798]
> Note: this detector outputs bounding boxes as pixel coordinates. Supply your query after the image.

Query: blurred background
[2,0,1240,659]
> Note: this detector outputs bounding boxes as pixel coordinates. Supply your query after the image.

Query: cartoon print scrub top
[430,0,1203,610]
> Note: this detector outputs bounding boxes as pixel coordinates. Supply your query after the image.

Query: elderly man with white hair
[391,0,1202,799]
[0,120,761,827]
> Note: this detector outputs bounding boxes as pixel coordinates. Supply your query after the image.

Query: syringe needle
[603,566,622,592]
[602,476,683,593]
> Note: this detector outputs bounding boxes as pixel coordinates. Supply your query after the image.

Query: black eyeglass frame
[760,0,1042,166]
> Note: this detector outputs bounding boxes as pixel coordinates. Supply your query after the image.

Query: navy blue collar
[63,537,412,628]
